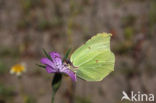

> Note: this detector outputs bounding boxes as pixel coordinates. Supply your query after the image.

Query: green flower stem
[18,76,25,102]
[51,73,62,103]
[51,92,55,103]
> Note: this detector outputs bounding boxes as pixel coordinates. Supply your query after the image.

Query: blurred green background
[0,0,156,103]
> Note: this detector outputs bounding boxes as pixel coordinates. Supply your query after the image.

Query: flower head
[10,63,26,76]
[40,52,76,81]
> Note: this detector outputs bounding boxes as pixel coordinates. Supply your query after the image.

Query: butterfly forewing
[70,33,115,81]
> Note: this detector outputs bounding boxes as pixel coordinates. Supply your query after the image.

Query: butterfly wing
[70,33,115,81]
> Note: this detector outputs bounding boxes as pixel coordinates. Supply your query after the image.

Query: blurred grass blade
[42,48,52,60]
[62,48,71,62]
[51,73,62,103]
[36,64,46,68]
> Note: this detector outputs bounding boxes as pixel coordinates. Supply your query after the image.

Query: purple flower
[40,52,76,81]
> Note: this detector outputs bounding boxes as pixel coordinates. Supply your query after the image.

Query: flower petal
[40,58,55,68]
[50,52,62,65]
[62,69,77,81]
[46,66,57,73]
[50,52,61,58]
